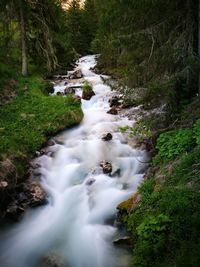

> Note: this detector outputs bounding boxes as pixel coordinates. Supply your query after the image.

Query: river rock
[64,87,76,95]
[109,96,121,107]
[68,69,83,79]
[24,181,47,207]
[46,139,55,147]
[107,106,118,115]
[113,236,132,246]
[117,192,141,213]
[89,66,100,74]
[82,89,95,100]
[6,201,25,221]
[102,133,113,141]
[100,161,112,174]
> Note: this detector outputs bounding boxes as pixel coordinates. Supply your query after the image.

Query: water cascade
[0,55,148,267]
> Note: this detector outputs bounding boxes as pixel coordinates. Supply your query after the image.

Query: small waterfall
[0,55,147,267]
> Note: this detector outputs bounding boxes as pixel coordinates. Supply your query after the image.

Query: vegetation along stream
[0,55,148,267]
[1,1,200,266]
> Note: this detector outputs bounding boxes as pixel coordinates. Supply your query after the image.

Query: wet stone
[102,133,113,141]
[113,236,132,247]
[24,181,47,207]
[46,139,55,146]
[109,96,121,107]
[100,161,112,174]
[107,106,118,115]
[6,201,25,221]
[64,87,76,95]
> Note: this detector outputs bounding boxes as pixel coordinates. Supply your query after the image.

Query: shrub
[154,128,194,163]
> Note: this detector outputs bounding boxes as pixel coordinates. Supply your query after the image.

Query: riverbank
[107,71,200,265]
[0,74,83,220]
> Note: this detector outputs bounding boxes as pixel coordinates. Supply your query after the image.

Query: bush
[154,128,194,163]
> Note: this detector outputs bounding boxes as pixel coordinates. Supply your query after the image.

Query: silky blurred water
[0,55,147,267]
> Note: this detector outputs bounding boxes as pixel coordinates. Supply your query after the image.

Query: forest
[0,0,200,266]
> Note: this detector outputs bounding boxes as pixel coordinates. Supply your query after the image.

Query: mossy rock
[82,81,95,100]
[117,192,141,213]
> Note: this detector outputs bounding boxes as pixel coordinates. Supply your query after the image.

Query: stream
[0,55,147,267]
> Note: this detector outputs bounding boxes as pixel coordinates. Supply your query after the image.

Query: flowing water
[0,55,147,267]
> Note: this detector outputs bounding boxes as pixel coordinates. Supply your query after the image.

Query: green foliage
[165,147,200,189]
[138,177,155,196]
[137,214,171,238]
[0,75,83,157]
[154,128,194,163]
[119,122,152,138]
[124,181,200,266]
[132,214,171,266]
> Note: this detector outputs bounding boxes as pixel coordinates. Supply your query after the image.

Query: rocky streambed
[0,55,149,267]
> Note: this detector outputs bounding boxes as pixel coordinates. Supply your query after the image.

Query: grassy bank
[0,75,83,185]
[118,101,200,266]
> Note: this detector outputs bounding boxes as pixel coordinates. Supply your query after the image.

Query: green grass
[0,75,83,164]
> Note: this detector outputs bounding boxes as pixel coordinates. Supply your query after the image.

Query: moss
[82,81,95,100]
[117,192,141,213]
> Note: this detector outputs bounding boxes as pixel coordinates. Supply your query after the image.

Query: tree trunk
[19,1,28,76]
[198,0,200,94]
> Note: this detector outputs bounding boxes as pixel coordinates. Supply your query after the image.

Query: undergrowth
[121,107,200,266]
[0,75,83,177]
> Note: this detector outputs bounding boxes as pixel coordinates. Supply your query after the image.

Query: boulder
[102,133,113,141]
[113,236,132,246]
[24,181,47,207]
[82,89,95,100]
[6,201,25,221]
[109,96,121,107]
[89,66,100,74]
[64,87,76,95]
[107,106,118,115]
[100,161,112,174]
[68,69,83,80]
[117,192,142,213]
